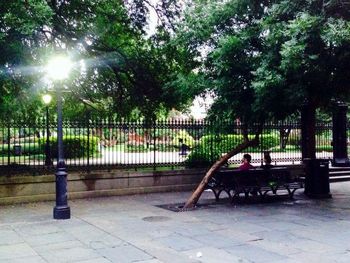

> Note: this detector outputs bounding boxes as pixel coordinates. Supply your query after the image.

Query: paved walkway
[1,183,350,262]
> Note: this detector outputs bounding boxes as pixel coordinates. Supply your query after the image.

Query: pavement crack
[247,238,264,242]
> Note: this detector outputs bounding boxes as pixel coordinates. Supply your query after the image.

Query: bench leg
[231,191,241,203]
[244,190,250,199]
[214,190,221,201]
[286,188,298,199]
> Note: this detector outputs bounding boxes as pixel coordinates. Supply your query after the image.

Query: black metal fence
[0,119,337,171]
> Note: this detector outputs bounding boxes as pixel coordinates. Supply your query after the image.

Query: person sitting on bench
[238,154,254,170]
[261,151,273,169]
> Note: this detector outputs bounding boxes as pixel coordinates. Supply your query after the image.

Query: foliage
[287,131,302,147]
[126,143,149,153]
[200,133,279,152]
[186,131,280,167]
[173,0,350,124]
[172,130,196,148]
[200,134,244,153]
[315,145,333,152]
[270,145,299,153]
[185,144,222,168]
[258,134,280,150]
[115,131,128,144]
[38,135,99,158]
[154,144,173,152]
[0,0,188,121]
[0,143,42,156]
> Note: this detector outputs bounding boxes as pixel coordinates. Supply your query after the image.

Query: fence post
[332,101,350,166]
[7,121,10,165]
[301,101,316,160]
[153,119,156,171]
[87,112,90,172]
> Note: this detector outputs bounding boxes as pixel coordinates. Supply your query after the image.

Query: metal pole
[153,120,156,171]
[87,111,90,172]
[332,101,350,166]
[53,87,71,219]
[45,106,52,166]
[7,122,10,165]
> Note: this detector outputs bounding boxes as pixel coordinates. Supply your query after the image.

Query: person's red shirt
[238,162,254,171]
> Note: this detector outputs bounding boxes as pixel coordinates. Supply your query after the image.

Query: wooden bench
[206,167,303,202]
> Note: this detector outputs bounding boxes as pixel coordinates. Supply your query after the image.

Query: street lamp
[42,94,53,166]
[46,56,72,220]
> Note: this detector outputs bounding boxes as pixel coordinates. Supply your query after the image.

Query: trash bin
[13,145,22,156]
[304,158,332,198]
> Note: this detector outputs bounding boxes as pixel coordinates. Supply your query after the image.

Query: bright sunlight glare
[42,94,52,105]
[46,56,72,80]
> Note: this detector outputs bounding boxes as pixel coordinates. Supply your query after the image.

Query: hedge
[199,133,279,152]
[0,143,42,156]
[258,134,280,150]
[185,144,222,168]
[38,135,99,158]
[185,133,280,167]
[200,134,244,153]
[172,130,196,148]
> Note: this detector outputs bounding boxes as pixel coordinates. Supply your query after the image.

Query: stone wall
[0,168,206,205]
[0,165,303,205]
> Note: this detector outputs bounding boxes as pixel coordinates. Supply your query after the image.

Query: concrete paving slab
[39,247,102,263]
[0,243,38,260]
[0,227,23,245]
[0,255,47,263]
[224,243,286,263]
[0,182,350,262]
[96,244,154,263]
[182,246,249,263]
[155,233,204,251]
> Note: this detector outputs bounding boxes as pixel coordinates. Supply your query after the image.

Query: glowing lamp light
[42,94,52,105]
[46,56,72,80]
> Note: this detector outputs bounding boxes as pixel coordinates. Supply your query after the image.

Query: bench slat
[205,167,303,202]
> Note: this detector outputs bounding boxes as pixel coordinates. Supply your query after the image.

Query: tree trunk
[182,136,259,209]
[280,127,291,149]
[301,102,316,159]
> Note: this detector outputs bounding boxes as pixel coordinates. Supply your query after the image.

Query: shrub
[186,132,281,167]
[172,130,196,148]
[269,145,299,152]
[0,143,42,156]
[259,134,280,150]
[200,134,244,153]
[115,130,128,144]
[316,145,333,152]
[154,144,174,152]
[38,135,99,158]
[126,143,149,152]
[185,144,222,168]
[288,130,302,147]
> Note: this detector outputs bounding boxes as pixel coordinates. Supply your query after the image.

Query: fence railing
[0,119,338,172]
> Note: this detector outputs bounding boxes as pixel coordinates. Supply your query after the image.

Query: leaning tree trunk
[183,136,260,209]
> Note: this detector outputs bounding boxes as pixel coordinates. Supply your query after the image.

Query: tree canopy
[0,0,188,120]
[175,0,350,208]
[175,0,350,123]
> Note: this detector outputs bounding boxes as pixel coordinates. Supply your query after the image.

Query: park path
[0,182,350,262]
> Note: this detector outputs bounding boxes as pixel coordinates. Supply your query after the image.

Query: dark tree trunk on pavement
[301,102,316,160]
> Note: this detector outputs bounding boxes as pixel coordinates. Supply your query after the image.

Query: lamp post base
[53,205,71,219]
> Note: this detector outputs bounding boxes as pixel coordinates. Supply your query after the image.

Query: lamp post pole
[43,94,53,166]
[53,86,70,219]
[46,55,72,220]
[45,105,52,165]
